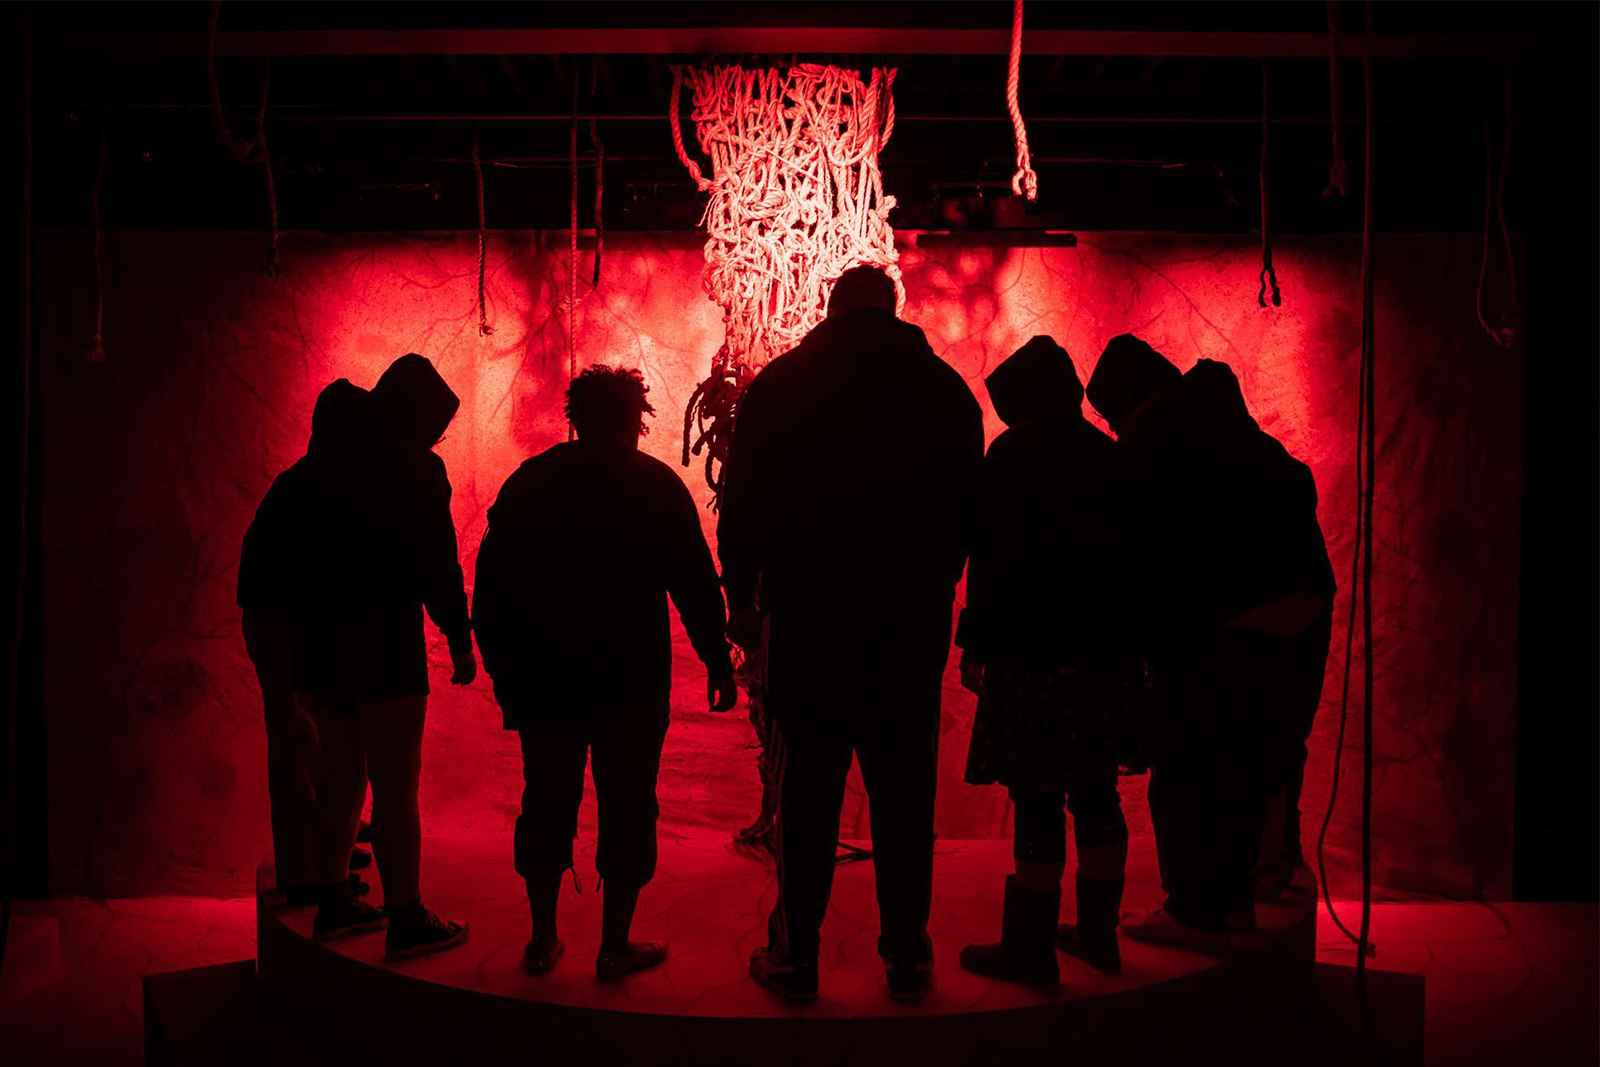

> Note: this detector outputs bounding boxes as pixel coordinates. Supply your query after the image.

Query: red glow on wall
[37,230,1520,899]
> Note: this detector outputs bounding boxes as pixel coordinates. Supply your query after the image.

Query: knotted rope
[1007,0,1039,200]
[670,62,903,500]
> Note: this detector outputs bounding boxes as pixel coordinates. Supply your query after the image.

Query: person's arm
[239,473,294,616]
[665,477,737,710]
[416,454,475,683]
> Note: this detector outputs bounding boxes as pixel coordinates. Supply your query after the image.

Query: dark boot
[959,875,1060,988]
[1057,874,1124,974]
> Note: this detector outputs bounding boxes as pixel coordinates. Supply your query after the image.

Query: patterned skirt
[964,657,1149,795]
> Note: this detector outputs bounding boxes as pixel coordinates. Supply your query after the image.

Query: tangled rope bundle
[671,63,904,501]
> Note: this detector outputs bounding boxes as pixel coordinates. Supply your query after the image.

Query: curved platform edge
[257,844,1319,1067]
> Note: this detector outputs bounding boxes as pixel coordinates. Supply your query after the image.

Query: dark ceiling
[25,1,1597,234]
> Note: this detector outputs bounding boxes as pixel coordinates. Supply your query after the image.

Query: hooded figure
[1085,336,1333,954]
[238,378,372,898]
[297,354,473,698]
[955,336,1138,987]
[294,355,474,960]
[1085,333,1183,435]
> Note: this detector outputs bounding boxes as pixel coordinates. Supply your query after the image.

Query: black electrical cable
[1,1,34,986]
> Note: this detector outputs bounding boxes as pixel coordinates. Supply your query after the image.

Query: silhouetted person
[954,337,1139,986]
[298,353,476,959]
[1087,336,1330,953]
[474,366,736,981]
[718,265,984,1001]
[239,379,369,901]
[1183,360,1335,898]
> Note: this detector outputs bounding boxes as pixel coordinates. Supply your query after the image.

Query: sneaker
[385,906,469,960]
[523,937,564,975]
[750,946,819,1002]
[886,957,933,1001]
[596,941,668,981]
[1120,906,1229,956]
[313,896,388,941]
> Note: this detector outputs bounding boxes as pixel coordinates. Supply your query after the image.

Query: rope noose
[1258,59,1282,308]
[472,125,492,336]
[568,75,579,440]
[1006,0,1039,200]
[590,117,605,288]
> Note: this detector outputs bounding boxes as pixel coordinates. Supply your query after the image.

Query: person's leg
[1135,641,1234,951]
[1058,771,1127,972]
[246,614,313,890]
[1282,612,1333,866]
[958,789,1063,986]
[361,695,467,957]
[302,692,384,937]
[1223,631,1283,925]
[302,694,365,887]
[589,697,672,979]
[515,724,588,972]
[855,711,941,961]
[359,695,426,907]
[762,718,853,969]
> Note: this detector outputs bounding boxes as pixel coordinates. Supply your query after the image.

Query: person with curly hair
[475,365,738,981]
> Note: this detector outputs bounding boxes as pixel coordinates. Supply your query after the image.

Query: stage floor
[265,829,1314,1018]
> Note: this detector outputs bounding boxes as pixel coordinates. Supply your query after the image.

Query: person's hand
[708,676,738,712]
[450,646,477,686]
[959,654,984,696]
[727,608,763,651]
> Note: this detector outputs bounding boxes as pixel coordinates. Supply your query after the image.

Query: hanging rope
[1006,0,1039,200]
[1324,0,1350,197]
[89,126,108,364]
[1477,62,1519,349]
[590,117,605,288]
[1258,60,1282,308]
[567,76,579,441]
[670,63,902,502]
[206,2,278,275]
[668,67,713,193]
[471,125,492,337]
[1354,11,1388,1061]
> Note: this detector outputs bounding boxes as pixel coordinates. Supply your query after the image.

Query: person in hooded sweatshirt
[717,264,984,1002]
[238,378,370,903]
[474,365,737,981]
[1182,359,1336,900]
[953,337,1141,986]
[297,353,476,958]
[1085,335,1331,954]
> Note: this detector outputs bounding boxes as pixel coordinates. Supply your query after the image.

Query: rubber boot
[959,875,1060,988]
[1057,840,1126,974]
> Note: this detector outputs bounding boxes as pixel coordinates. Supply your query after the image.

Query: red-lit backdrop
[37,230,1521,900]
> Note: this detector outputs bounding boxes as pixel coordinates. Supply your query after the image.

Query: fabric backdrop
[37,230,1521,899]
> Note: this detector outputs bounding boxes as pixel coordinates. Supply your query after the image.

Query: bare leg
[303,694,366,890]
[359,695,426,907]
